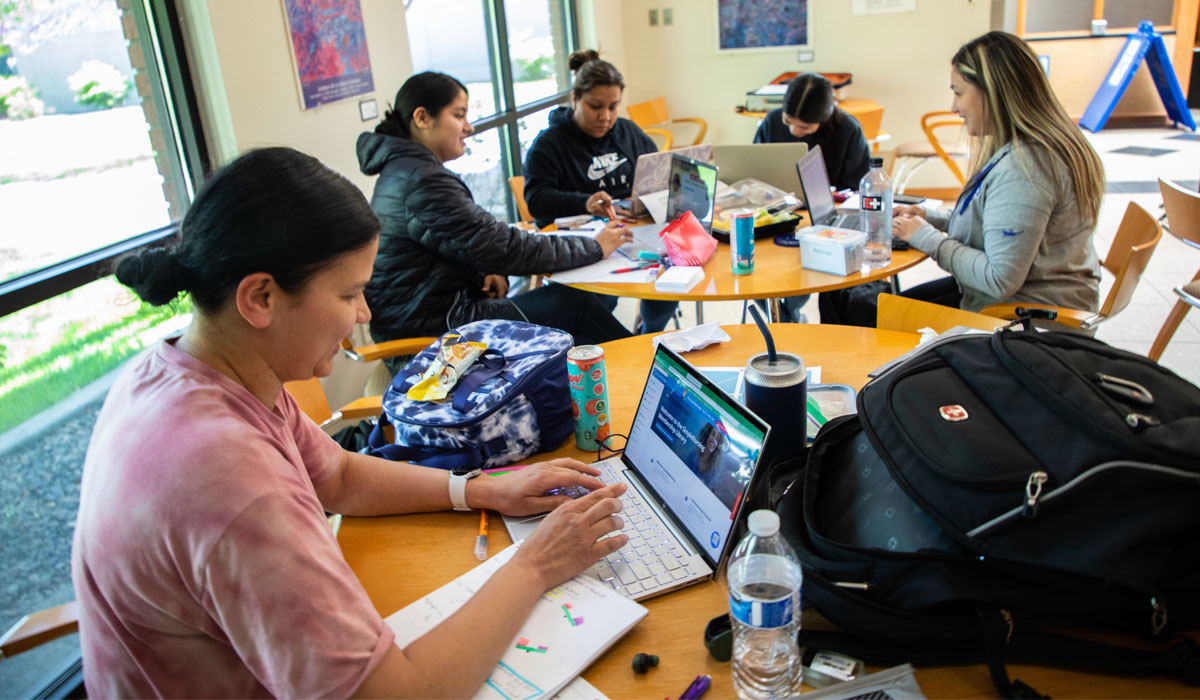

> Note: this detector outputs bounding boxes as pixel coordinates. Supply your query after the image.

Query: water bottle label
[862,194,883,212]
[729,591,796,628]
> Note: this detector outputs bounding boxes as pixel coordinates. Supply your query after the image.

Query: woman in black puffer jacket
[357,71,632,347]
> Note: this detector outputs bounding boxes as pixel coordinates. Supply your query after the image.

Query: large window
[405,0,578,222]
[0,0,202,692]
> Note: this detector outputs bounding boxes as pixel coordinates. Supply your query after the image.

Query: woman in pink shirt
[72,147,628,698]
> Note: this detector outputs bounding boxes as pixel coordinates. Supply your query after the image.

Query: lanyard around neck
[954,150,1009,216]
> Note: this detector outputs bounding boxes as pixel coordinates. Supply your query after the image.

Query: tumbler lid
[745,351,806,388]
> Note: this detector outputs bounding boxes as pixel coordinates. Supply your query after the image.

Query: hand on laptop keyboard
[508,482,629,591]
[545,485,591,499]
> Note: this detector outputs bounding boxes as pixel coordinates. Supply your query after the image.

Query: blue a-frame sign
[1079,21,1196,132]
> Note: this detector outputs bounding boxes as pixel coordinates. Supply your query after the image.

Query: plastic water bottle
[860,156,893,268]
[728,510,803,699]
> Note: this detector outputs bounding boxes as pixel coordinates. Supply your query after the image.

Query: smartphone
[894,194,927,205]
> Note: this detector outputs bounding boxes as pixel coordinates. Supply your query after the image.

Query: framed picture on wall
[716,0,811,52]
[282,0,375,110]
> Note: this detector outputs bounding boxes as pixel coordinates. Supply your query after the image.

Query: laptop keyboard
[580,461,703,599]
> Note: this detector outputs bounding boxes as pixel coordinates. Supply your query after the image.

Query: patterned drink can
[567,345,610,450]
[730,209,756,275]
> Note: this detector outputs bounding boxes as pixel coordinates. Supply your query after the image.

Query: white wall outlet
[797,51,815,63]
[359,98,378,121]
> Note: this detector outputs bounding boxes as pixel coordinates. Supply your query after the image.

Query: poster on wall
[282,0,374,110]
[717,0,811,52]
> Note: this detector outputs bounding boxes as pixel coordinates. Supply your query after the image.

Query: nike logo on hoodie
[587,153,628,180]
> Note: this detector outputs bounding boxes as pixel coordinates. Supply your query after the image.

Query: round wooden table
[338,325,1196,699]
[550,231,927,322]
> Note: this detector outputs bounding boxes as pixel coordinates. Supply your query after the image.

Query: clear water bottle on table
[728,509,803,699]
[860,156,893,268]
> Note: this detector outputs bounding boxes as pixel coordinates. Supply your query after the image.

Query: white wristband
[449,473,471,511]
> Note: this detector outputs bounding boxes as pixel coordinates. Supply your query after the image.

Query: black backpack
[772,328,1200,697]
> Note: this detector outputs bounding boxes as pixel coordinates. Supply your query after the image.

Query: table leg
[767,298,783,322]
[695,301,704,324]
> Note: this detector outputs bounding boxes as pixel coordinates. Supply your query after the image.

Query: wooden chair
[286,334,436,430]
[877,293,1008,334]
[1,601,78,660]
[508,175,533,224]
[1149,178,1200,360]
[893,111,969,193]
[627,97,707,145]
[979,202,1162,331]
[852,106,889,152]
[642,127,673,150]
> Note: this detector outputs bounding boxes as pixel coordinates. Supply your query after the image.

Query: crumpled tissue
[651,323,731,353]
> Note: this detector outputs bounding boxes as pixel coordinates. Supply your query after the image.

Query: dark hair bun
[115,247,187,307]
[568,49,601,73]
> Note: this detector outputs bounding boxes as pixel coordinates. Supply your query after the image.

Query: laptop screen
[622,344,770,568]
[665,154,719,233]
[796,144,836,224]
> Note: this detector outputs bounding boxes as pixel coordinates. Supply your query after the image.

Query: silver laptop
[711,143,808,193]
[502,344,770,602]
[796,145,861,229]
[621,154,720,259]
[625,144,713,218]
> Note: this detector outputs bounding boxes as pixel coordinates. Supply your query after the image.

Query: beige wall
[182,0,411,194]
[595,0,991,157]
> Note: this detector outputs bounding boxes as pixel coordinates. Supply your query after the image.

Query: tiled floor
[612,119,1200,388]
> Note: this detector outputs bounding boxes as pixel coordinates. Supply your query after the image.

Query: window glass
[1104,0,1173,30]
[405,0,500,118]
[505,0,572,106]
[517,101,559,161]
[446,125,511,222]
[1024,0,1093,33]
[0,0,173,284]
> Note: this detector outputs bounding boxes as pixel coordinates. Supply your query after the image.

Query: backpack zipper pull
[1125,412,1161,429]
[1022,471,1048,518]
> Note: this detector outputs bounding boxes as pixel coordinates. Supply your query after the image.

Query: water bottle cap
[747,510,780,537]
[870,157,883,168]
[744,351,805,388]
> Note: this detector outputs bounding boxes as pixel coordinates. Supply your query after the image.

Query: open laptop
[710,142,808,193]
[624,144,712,218]
[502,343,770,602]
[796,144,861,229]
[621,154,719,258]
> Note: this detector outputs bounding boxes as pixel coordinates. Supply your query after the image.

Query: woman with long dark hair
[72,147,628,697]
[357,71,632,348]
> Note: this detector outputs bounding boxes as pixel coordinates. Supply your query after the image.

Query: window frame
[466,0,581,223]
[0,0,207,318]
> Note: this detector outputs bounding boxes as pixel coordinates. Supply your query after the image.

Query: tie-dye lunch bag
[367,320,575,469]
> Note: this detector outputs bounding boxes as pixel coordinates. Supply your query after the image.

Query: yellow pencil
[475,510,489,561]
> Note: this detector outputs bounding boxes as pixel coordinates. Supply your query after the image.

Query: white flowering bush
[0,75,45,119]
[67,60,130,110]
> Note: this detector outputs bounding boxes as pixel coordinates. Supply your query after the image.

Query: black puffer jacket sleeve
[406,167,601,275]
[358,131,603,341]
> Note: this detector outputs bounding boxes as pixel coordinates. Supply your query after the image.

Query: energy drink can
[567,345,610,450]
[730,209,756,275]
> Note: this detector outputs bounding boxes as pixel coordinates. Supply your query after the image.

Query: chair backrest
[854,106,885,141]
[627,96,669,128]
[921,111,968,185]
[643,127,674,150]
[1098,201,1162,320]
[508,175,533,223]
[285,377,333,424]
[1158,177,1200,250]
[877,293,1008,334]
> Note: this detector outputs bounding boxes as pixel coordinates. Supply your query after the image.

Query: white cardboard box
[798,225,866,276]
[654,266,704,293]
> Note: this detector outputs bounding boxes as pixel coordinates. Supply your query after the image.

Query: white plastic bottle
[860,156,893,268]
[728,510,803,699]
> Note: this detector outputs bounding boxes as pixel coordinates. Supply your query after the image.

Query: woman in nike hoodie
[523,49,678,333]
